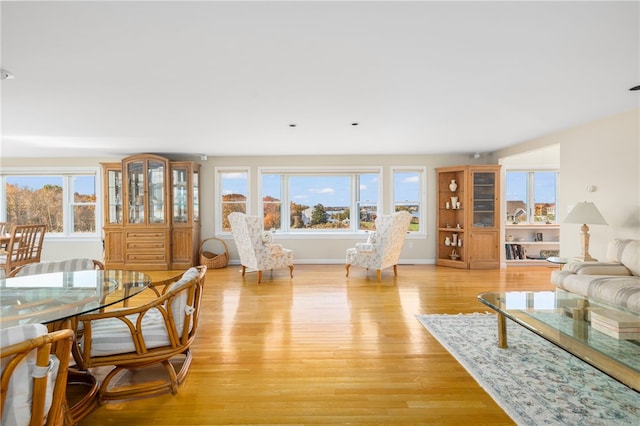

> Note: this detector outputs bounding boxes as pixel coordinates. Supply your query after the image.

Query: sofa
[550,239,640,313]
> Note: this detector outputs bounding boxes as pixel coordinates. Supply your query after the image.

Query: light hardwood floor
[78,263,556,425]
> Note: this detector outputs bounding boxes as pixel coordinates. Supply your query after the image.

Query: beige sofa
[550,239,640,313]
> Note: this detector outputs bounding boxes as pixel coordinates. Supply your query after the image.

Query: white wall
[495,108,640,260]
[6,108,638,265]
[2,153,483,265]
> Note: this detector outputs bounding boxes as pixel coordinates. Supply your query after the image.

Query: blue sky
[505,172,556,203]
[7,176,95,195]
[224,172,420,207]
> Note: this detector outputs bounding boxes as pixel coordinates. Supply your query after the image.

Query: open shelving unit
[504,223,560,266]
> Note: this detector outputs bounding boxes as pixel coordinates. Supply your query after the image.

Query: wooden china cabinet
[101,154,200,270]
[435,165,501,269]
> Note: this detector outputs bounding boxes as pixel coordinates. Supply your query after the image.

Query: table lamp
[563,201,608,261]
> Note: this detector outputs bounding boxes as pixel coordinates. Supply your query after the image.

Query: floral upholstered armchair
[345,211,412,281]
[228,212,294,283]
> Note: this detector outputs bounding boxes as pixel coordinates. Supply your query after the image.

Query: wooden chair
[0,222,11,250]
[1,324,74,426]
[0,222,10,235]
[345,211,412,281]
[0,224,47,278]
[228,212,294,283]
[72,266,207,403]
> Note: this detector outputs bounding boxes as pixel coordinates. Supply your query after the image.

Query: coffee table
[478,290,640,391]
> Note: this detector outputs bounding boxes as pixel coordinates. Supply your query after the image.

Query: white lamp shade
[563,202,608,225]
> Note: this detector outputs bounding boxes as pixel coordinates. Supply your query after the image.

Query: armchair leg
[393,264,398,276]
[257,270,262,283]
[376,270,381,282]
[345,264,350,277]
[288,265,294,278]
[241,266,246,277]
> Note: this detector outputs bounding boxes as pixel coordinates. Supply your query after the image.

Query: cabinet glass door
[472,172,496,228]
[148,160,165,224]
[127,161,145,224]
[193,169,200,223]
[172,167,188,223]
[106,169,123,224]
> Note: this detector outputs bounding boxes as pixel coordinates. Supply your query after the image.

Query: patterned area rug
[416,313,640,426]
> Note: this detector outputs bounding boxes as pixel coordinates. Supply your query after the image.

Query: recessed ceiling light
[630,85,640,91]
[351,122,359,126]
[289,124,297,128]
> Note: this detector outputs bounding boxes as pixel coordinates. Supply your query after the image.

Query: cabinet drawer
[127,253,166,262]
[126,241,165,251]
[125,231,166,239]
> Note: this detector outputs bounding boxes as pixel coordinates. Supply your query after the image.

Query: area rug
[416,313,640,426]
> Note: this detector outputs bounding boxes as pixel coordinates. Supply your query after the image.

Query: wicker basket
[199,238,229,269]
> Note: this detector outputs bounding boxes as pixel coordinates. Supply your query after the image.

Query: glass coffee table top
[478,290,640,391]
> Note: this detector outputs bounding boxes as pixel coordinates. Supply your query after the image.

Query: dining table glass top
[0,269,152,328]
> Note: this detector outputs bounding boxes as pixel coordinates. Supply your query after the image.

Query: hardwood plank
[78,264,556,425]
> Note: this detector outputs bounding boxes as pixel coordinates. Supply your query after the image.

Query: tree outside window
[260,172,379,232]
[220,171,248,232]
[3,174,96,235]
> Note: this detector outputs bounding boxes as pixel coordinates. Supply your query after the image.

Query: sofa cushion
[606,239,632,262]
[550,270,570,287]
[620,240,640,276]
[558,274,640,312]
[564,261,632,276]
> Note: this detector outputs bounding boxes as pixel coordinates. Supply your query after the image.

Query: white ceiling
[1,1,638,159]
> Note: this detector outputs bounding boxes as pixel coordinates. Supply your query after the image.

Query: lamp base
[576,224,597,262]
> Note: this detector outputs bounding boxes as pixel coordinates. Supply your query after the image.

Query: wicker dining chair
[72,266,207,403]
[1,324,74,426]
[0,222,11,250]
[0,224,47,278]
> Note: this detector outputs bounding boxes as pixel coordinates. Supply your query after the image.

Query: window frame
[390,166,427,235]
[257,166,384,235]
[505,169,559,224]
[1,166,101,239]
[215,167,251,235]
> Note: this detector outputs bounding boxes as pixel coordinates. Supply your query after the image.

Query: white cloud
[224,172,247,180]
[310,187,335,195]
[403,176,419,184]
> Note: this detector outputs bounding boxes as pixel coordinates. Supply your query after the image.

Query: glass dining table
[0,269,152,423]
[0,269,152,328]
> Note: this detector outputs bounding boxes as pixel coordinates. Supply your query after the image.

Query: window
[260,170,380,232]
[506,171,558,223]
[216,166,426,235]
[217,169,249,232]
[1,169,98,236]
[392,168,424,232]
